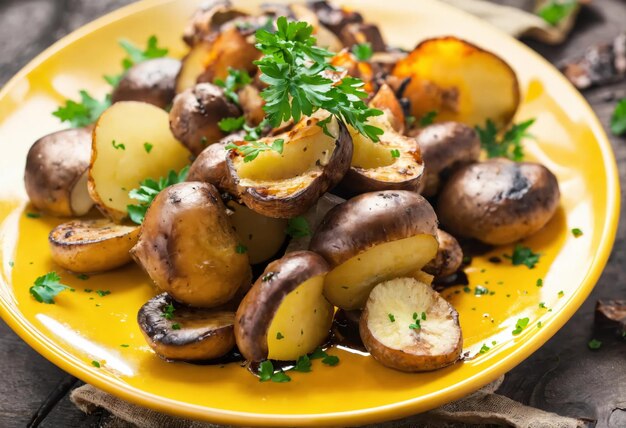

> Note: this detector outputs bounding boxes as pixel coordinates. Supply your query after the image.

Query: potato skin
[234,251,329,362]
[310,191,438,268]
[437,158,560,245]
[413,122,480,197]
[49,219,139,273]
[131,182,251,307]
[423,229,463,279]
[111,58,181,109]
[24,127,93,216]
[227,119,353,218]
[169,83,241,156]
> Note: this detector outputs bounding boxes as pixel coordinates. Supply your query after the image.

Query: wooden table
[0,1,624,427]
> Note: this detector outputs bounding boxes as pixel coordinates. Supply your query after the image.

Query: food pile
[23,1,561,378]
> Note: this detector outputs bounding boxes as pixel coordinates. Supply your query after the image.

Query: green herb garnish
[321,355,339,366]
[127,165,190,224]
[91,360,101,368]
[120,344,130,348]
[225,138,284,163]
[26,212,41,219]
[96,290,111,297]
[276,332,284,340]
[539,302,547,309]
[537,0,577,27]
[479,344,490,354]
[611,98,626,136]
[504,244,541,269]
[172,323,181,330]
[558,290,565,298]
[536,278,543,287]
[53,90,111,128]
[104,35,169,87]
[286,216,310,238]
[258,360,291,382]
[419,110,438,127]
[215,68,252,105]
[76,274,90,281]
[476,119,535,161]
[218,116,246,133]
[388,313,395,322]
[111,140,125,150]
[571,228,583,238]
[390,149,400,158]
[587,339,602,350]
[512,317,530,335]
[162,303,175,320]
[352,43,373,61]
[292,355,312,372]
[236,244,248,254]
[143,142,153,153]
[474,285,489,296]
[29,272,70,304]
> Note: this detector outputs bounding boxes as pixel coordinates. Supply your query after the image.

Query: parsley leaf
[29,272,70,304]
[476,119,535,161]
[52,90,111,128]
[537,0,577,27]
[91,360,101,368]
[479,344,490,354]
[322,355,340,366]
[257,360,291,382]
[172,323,181,330]
[587,339,602,350]
[218,116,246,133]
[610,98,626,136]
[390,149,400,158]
[215,68,252,105]
[162,303,175,320]
[309,347,327,360]
[286,216,310,238]
[254,17,383,142]
[276,332,284,340]
[292,355,312,372]
[127,166,190,224]
[112,140,125,150]
[388,313,395,322]
[419,111,438,127]
[236,244,248,254]
[504,244,541,269]
[352,43,373,61]
[571,228,583,237]
[144,142,153,153]
[225,138,284,162]
[512,317,530,335]
[105,35,169,86]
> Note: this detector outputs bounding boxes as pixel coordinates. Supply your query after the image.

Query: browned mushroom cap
[234,251,332,362]
[187,132,243,194]
[307,0,364,36]
[24,127,93,216]
[437,158,561,245]
[111,58,181,109]
[169,83,241,156]
[339,22,386,51]
[413,122,480,197]
[423,229,463,279]
[182,0,248,46]
[138,293,236,361]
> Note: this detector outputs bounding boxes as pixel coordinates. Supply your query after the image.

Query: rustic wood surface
[0,0,624,427]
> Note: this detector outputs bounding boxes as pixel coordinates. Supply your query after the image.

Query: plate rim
[0,0,621,426]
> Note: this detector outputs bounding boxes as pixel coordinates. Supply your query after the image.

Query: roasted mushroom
[235,251,333,361]
[437,158,561,245]
[423,229,463,279]
[309,190,439,310]
[187,137,238,194]
[182,0,247,46]
[24,127,94,217]
[131,182,251,307]
[111,58,181,109]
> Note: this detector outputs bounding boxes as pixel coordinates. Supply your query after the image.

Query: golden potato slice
[235,251,333,362]
[176,41,212,94]
[393,37,520,128]
[49,219,139,273]
[138,293,235,361]
[89,101,191,222]
[360,277,462,372]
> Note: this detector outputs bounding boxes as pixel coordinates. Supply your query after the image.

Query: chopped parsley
[286,216,310,238]
[162,303,175,320]
[474,285,489,296]
[388,313,395,322]
[172,323,181,330]
[512,317,530,335]
[29,272,70,304]
[76,274,90,281]
[419,110,438,127]
[26,212,41,219]
[476,119,535,161]
[225,138,284,163]
[127,165,190,224]
[571,228,583,238]
[104,35,169,87]
[611,98,626,136]
[218,116,246,133]
[276,332,284,340]
[143,142,153,153]
[53,90,111,128]
[390,149,400,158]
[215,68,252,105]
[258,360,291,382]
[409,312,422,330]
[236,244,248,254]
[96,290,111,297]
[479,344,490,354]
[537,321,543,328]
[352,42,373,61]
[120,344,130,348]
[112,140,125,150]
[504,244,541,269]
[309,346,340,366]
[322,355,340,366]
[538,0,577,27]
[91,360,101,368]
[536,278,543,287]
[539,302,547,309]
[558,290,565,298]
[262,272,275,282]
[292,355,312,372]
[587,339,602,350]
[8,261,14,268]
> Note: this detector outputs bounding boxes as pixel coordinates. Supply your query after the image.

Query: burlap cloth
[69,1,589,426]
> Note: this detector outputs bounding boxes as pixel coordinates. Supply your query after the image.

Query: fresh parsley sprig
[352,43,373,61]
[127,166,190,224]
[53,91,111,128]
[476,119,535,161]
[611,98,626,136]
[30,272,71,304]
[215,68,252,105]
[504,244,541,269]
[104,35,169,87]
[537,0,577,27]
[225,138,284,163]
[254,17,383,142]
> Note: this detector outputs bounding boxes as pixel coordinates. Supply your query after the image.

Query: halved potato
[226,113,353,218]
[360,277,462,372]
[309,191,438,310]
[24,127,94,217]
[393,37,520,128]
[235,251,333,361]
[49,219,139,273]
[89,101,191,222]
[131,182,251,308]
[138,293,235,361]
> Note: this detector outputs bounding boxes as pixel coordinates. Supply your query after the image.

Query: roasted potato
[423,229,463,279]
[24,128,94,216]
[413,122,480,197]
[111,58,181,109]
[89,101,191,222]
[235,251,333,361]
[226,113,353,218]
[182,0,247,46]
[393,37,520,128]
[360,277,462,372]
[368,84,405,134]
[238,85,265,127]
[437,158,560,245]
[131,182,251,307]
[309,191,439,310]
[138,293,236,360]
[169,83,241,156]
[49,219,139,273]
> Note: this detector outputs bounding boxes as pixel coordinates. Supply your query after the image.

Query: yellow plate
[0,0,620,426]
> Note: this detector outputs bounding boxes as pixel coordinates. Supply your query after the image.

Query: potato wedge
[49,219,139,273]
[131,182,251,308]
[393,37,520,128]
[111,58,181,109]
[226,113,353,218]
[310,191,438,310]
[235,251,333,361]
[24,127,94,216]
[89,101,191,222]
[360,277,462,372]
[138,293,235,361]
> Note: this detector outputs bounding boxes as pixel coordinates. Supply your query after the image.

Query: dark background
[0,0,624,427]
